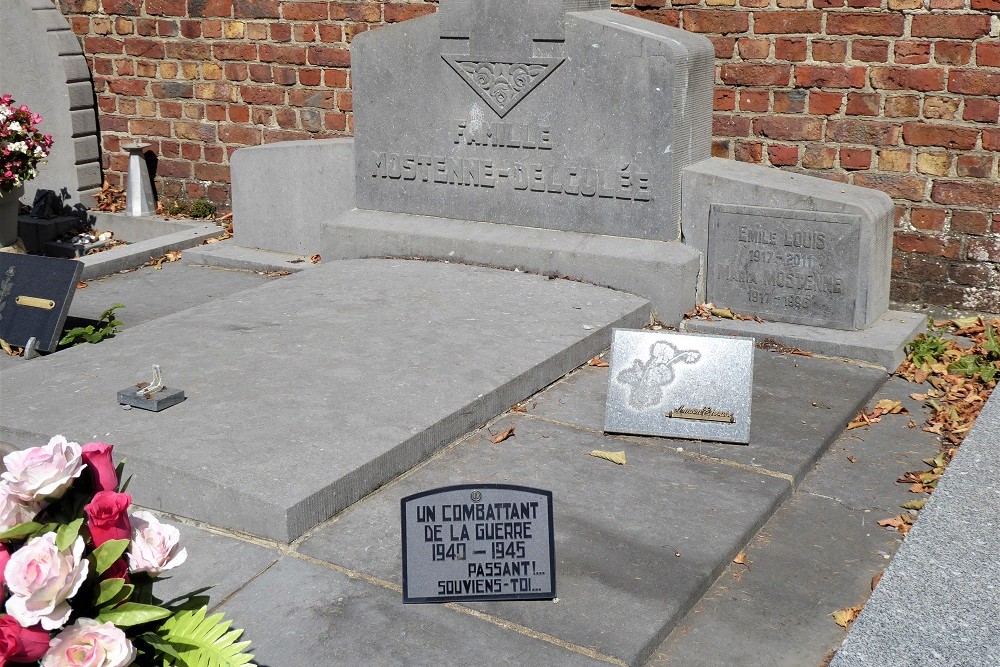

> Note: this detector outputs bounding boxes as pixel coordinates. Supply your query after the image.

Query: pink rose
[128,512,187,577]
[42,619,135,667]
[0,484,45,533]
[0,615,49,664]
[1,437,84,503]
[4,534,88,630]
[0,545,8,606]
[83,493,131,549]
[80,444,118,494]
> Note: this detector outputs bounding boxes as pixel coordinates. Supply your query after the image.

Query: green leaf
[92,539,130,575]
[948,355,982,378]
[157,606,256,667]
[138,632,186,663]
[56,517,84,551]
[0,521,43,541]
[95,577,135,608]
[97,602,172,627]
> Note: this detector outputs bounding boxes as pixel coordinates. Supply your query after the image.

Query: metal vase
[0,184,24,248]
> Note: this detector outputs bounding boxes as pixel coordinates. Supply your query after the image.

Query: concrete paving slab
[647,493,905,667]
[79,224,225,279]
[143,520,280,607]
[217,556,611,667]
[183,240,320,274]
[299,415,791,666]
[0,259,650,542]
[526,350,886,483]
[683,310,926,370]
[831,383,1000,667]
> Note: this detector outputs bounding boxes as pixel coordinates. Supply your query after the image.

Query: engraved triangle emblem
[443,57,564,118]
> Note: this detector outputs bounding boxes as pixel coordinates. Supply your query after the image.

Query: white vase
[0,184,24,248]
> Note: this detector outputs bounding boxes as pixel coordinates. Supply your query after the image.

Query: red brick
[282,1,328,21]
[721,63,792,86]
[293,24,316,42]
[911,14,991,40]
[911,208,947,231]
[109,79,148,96]
[905,255,948,282]
[202,19,222,38]
[102,0,140,15]
[218,125,260,145]
[269,22,291,41]
[803,145,837,169]
[240,86,284,104]
[259,44,308,65]
[194,163,232,183]
[894,231,961,258]
[768,144,800,166]
[795,65,866,89]
[247,64,273,83]
[903,123,978,150]
[129,118,172,137]
[812,40,847,63]
[213,42,258,60]
[894,41,930,65]
[146,0,185,16]
[84,36,124,54]
[738,38,769,60]
[299,68,322,86]
[957,155,993,179]
[773,89,807,113]
[234,0,279,18]
[165,42,211,59]
[753,116,823,140]
[225,62,249,81]
[951,211,989,235]
[153,158,192,178]
[324,111,347,132]
[263,129,310,143]
[827,119,900,145]
[715,88,736,111]
[309,46,351,68]
[871,67,944,92]
[809,90,843,115]
[813,0,846,7]
[851,40,889,63]
[774,38,806,61]
[932,181,1000,207]
[972,0,1000,8]
[385,4,437,22]
[934,41,972,66]
[977,42,1000,67]
[985,129,1000,151]
[734,141,763,163]
[740,90,770,112]
[328,2,381,22]
[205,104,227,121]
[288,89,337,109]
[968,238,1000,262]
[949,71,1000,97]
[949,263,996,287]
[754,11,821,34]
[714,115,751,137]
[228,105,250,123]
[709,37,735,59]
[275,108,297,128]
[840,147,872,170]
[187,0,232,17]
[965,99,1000,124]
[274,67,296,85]
[827,13,904,37]
[885,95,920,118]
[682,9,749,34]
[846,92,880,116]
[854,173,927,201]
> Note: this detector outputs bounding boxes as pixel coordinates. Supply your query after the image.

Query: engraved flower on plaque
[615,341,701,409]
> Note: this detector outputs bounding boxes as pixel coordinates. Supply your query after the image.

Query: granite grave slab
[0,253,82,352]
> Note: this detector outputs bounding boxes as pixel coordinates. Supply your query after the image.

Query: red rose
[84,491,132,548]
[0,615,49,663]
[102,558,130,582]
[81,442,118,494]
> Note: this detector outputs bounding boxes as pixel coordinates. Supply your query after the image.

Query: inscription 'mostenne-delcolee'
[370,119,653,202]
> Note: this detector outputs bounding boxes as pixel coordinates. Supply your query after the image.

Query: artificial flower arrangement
[0,95,53,195]
[0,436,255,666]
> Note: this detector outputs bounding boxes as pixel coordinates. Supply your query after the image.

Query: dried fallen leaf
[0,339,21,357]
[877,514,914,533]
[832,604,864,628]
[871,572,883,591]
[711,307,736,319]
[874,399,906,414]
[847,455,857,464]
[76,281,88,289]
[587,356,609,368]
[732,551,750,568]
[490,427,515,444]
[589,450,626,465]
[511,403,527,413]
[310,254,322,264]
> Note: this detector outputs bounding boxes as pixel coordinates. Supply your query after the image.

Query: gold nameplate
[15,296,56,310]
[667,406,735,423]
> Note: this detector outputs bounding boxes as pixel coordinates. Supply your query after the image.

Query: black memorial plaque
[0,254,83,352]
[401,484,556,604]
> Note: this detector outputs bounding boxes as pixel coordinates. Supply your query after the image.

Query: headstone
[0,254,82,352]
[352,0,714,242]
[605,329,754,444]
[401,484,556,603]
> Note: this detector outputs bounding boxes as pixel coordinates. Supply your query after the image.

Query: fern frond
[155,606,256,667]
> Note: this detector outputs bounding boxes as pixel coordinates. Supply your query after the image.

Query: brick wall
[53,1,1000,311]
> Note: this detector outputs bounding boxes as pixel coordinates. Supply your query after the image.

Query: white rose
[2,436,85,502]
[5,534,89,630]
[42,618,136,667]
[0,482,45,531]
[127,511,187,576]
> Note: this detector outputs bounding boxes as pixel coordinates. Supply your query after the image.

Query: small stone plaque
[401,484,556,604]
[604,329,754,444]
[116,387,186,412]
[707,204,862,330]
[0,254,83,352]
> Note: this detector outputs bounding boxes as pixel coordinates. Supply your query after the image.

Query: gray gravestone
[352,0,714,242]
[0,254,82,352]
[707,204,864,330]
[605,329,754,444]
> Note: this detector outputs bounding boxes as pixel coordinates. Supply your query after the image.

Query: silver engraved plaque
[604,330,754,444]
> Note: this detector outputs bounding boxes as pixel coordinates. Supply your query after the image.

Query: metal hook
[138,364,164,398]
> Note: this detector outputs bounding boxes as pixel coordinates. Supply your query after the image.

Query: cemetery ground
[2,250,992,666]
